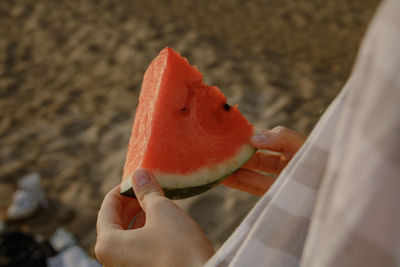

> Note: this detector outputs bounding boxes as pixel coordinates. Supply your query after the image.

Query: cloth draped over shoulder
[205,0,400,266]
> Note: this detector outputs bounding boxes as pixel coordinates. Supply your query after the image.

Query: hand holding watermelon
[96,169,214,267]
[223,126,306,196]
[95,127,304,266]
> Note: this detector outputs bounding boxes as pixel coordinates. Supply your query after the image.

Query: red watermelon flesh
[121,48,255,199]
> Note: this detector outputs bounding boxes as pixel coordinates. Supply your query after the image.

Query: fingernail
[133,169,150,187]
[251,134,267,144]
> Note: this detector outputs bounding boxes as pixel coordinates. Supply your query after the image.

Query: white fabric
[205,0,400,266]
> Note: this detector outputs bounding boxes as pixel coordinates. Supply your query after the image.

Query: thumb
[131,169,166,211]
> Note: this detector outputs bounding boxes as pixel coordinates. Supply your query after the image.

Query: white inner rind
[121,143,256,193]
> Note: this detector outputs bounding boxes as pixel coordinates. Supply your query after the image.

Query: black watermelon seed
[223,103,230,111]
[181,107,187,111]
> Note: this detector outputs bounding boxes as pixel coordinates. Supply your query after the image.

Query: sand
[0,0,380,256]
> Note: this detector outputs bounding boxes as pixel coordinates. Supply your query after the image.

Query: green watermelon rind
[120,143,256,199]
[120,175,224,200]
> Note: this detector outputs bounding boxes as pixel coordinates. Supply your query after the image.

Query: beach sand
[0,0,380,256]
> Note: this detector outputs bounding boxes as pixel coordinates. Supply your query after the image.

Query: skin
[96,126,306,267]
[223,126,306,196]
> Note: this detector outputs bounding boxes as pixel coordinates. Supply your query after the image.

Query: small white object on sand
[6,172,48,221]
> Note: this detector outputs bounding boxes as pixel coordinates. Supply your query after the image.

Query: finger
[97,185,131,233]
[121,199,141,230]
[251,126,306,154]
[130,209,146,229]
[222,169,275,196]
[242,151,283,174]
[131,168,166,212]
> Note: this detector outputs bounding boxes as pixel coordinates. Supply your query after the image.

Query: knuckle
[138,187,167,211]
[94,233,114,264]
[104,189,115,202]
[138,187,161,202]
[278,156,290,172]
[273,125,288,134]
[94,241,108,263]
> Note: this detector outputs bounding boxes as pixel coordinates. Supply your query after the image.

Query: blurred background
[0,0,380,258]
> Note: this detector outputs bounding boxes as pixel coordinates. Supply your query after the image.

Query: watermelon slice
[121,48,255,199]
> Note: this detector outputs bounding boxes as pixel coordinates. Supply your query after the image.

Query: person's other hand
[223,126,306,196]
[95,169,214,267]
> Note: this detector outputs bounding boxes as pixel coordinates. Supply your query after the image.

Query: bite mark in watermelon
[121,47,255,199]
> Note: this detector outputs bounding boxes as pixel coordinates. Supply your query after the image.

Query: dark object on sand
[0,231,56,267]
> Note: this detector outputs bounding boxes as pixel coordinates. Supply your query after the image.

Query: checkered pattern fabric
[205,0,400,266]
